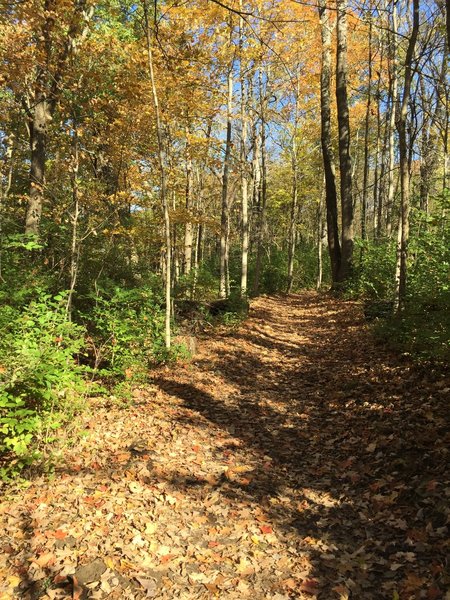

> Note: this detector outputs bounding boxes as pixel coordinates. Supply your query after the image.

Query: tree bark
[395,0,420,312]
[66,123,80,320]
[143,0,171,348]
[286,141,298,294]
[287,74,301,294]
[336,0,354,282]
[386,1,398,238]
[372,44,383,236]
[252,99,267,296]
[24,0,92,236]
[316,183,325,290]
[184,128,193,276]
[239,9,249,298]
[220,62,233,299]
[318,0,341,285]
[361,16,373,242]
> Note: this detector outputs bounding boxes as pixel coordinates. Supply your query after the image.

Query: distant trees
[0,0,447,323]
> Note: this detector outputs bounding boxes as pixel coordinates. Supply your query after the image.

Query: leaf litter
[0,293,448,599]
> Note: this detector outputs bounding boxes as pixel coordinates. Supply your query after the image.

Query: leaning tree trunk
[395,0,420,312]
[336,0,354,283]
[318,0,341,285]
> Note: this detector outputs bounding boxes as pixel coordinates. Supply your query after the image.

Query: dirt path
[1,293,448,599]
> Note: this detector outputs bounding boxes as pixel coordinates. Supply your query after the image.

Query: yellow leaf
[7,576,20,588]
[120,559,138,572]
[145,522,157,535]
[232,465,253,473]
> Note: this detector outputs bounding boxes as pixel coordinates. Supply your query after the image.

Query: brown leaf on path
[300,578,320,595]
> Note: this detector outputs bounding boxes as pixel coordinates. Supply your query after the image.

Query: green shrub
[353,193,449,362]
[0,293,87,477]
[348,238,397,300]
[78,287,171,383]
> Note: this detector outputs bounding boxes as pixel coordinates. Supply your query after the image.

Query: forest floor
[0,293,449,600]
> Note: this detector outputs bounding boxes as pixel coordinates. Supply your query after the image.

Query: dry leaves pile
[0,293,448,599]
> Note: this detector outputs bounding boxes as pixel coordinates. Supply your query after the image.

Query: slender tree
[143,0,171,348]
[336,0,354,282]
[318,0,341,284]
[220,50,233,299]
[395,0,420,311]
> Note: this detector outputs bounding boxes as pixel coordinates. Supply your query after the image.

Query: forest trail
[1,293,448,600]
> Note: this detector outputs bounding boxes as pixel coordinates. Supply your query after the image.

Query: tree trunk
[239,9,249,298]
[66,124,80,320]
[386,1,398,238]
[395,0,420,312]
[372,45,383,237]
[184,130,193,276]
[0,132,14,280]
[286,143,298,294]
[336,0,354,282]
[220,63,233,299]
[318,0,341,285]
[253,102,267,296]
[26,95,48,235]
[361,16,373,242]
[316,184,325,290]
[24,0,92,236]
[143,0,171,348]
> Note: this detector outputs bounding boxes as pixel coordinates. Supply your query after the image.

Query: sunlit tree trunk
[239,9,249,298]
[184,128,193,276]
[0,132,14,280]
[286,141,299,294]
[253,66,268,296]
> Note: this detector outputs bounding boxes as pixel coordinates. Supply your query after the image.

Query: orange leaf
[260,525,273,534]
[53,529,67,540]
[160,554,176,564]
